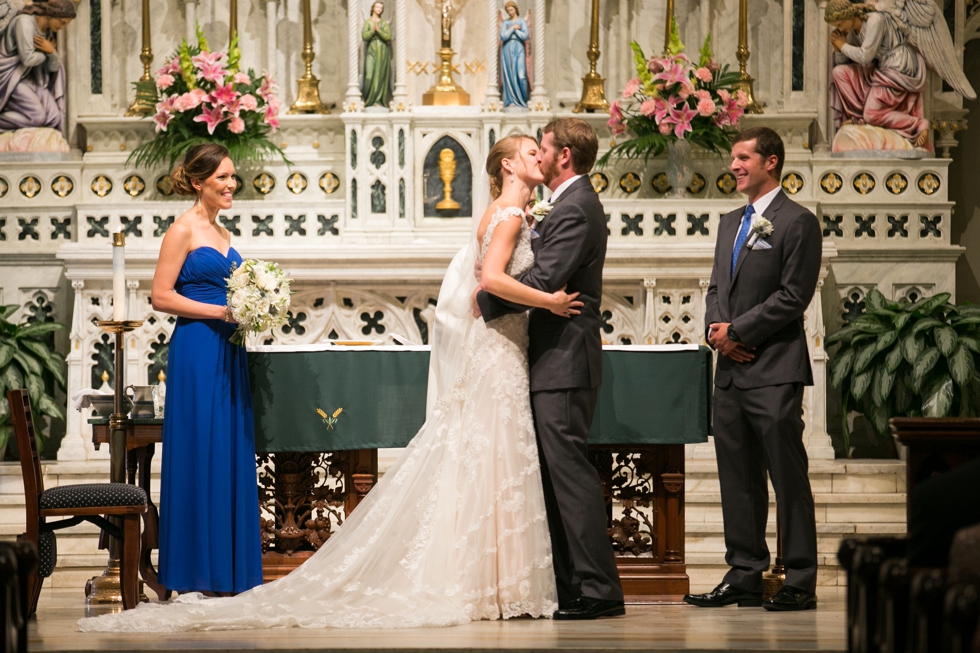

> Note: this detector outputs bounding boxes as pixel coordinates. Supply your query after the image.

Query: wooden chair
[7,390,147,616]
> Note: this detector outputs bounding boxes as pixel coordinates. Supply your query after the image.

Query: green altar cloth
[247,345,712,452]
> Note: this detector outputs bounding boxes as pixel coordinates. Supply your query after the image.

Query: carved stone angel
[824,0,976,153]
[498,1,532,109]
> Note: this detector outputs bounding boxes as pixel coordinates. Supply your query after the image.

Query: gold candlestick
[124,0,156,117]
[733,0,763,114]
[762,514,786,599]
[230,0,237,41]
[288,0,329,114]
[663,0,675,54]
[423,1,470,106]
[435,149,461,210]
[86,319,144,606]
[573,0,608,113]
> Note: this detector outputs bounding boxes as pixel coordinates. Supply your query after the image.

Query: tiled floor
[31,588,847,652]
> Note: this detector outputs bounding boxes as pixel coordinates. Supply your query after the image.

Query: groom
[474,118,625,620]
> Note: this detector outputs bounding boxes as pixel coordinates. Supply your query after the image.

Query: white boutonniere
[528,199,554,223]
[745,216,773,248]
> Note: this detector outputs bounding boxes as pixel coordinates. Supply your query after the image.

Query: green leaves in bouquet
[827,290,980,457]
[0,305,67,453]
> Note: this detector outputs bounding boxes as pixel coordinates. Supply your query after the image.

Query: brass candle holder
[85,319,144,606]
[125,0,156,117]
[762,515,786,599]
[733,0,763,114]
[573,0,608,113]
[288,0,329,114]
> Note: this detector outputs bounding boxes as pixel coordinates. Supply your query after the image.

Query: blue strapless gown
[158,246,264,594]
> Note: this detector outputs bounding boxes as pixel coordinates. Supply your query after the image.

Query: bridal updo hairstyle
[485,134,535,199]
[170,143,232,196]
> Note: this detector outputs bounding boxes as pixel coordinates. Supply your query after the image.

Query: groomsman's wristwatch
[727,325,741,343]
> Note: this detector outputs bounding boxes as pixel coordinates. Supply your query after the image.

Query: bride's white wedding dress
[78,205,557,632]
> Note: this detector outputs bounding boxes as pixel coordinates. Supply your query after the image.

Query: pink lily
[257,75,278,102]
[668,103,698,139]
[652,60,689,87]
[191,51,229,84]
[155,58,181,77]
[193,104,226,135]
[264,104,280,131]
[152,96,176,133]
[209,82,239,108]
[653,96,674,123]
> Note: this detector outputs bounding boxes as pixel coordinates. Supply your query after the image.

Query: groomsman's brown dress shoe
[683,583,763,607]
[552,597,626,620]
[763,585,817,611]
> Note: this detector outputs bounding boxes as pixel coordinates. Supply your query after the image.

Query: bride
[78,133,582,632]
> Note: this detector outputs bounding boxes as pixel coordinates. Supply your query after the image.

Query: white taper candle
[112,230,126,321]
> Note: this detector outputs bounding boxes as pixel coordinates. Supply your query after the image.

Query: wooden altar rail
[93,423,688,604]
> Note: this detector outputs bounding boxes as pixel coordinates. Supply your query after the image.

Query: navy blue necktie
[731,204,755,277]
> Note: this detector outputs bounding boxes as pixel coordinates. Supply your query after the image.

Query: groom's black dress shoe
[763,585,817,612]
[553,597,626,620]
[683,583,763,607]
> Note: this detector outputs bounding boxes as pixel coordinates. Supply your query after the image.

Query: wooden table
[890,417,980,522]
[92,344,712,603]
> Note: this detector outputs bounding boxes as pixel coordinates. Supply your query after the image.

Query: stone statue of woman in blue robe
[499,1,531,109]
[361,1,392,109]
[0,0,74,133]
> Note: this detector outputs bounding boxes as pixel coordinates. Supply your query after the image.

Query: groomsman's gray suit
[704,189,822,593]
[477,175,624,604]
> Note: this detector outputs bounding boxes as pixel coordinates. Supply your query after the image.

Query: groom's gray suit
[704,189,821,593]
[476,175,624,604]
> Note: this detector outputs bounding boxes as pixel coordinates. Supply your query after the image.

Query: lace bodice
[480,205,534,279]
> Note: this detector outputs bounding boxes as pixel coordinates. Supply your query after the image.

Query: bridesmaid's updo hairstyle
[486,134,534,199]
[170,143,231,196]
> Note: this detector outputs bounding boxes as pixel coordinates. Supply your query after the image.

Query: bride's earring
[510,173,516,184]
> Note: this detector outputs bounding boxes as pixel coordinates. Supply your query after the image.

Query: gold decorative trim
[233,174,245,196]
[716,172,737,195]
[651,173,671,195]
[51,175,73,198]
[820,172,842,195]
[91,175,113,197]
[781,172,804,195]
[318,172,340,195]
[155,175,173,197]
[852,172,875,195]
[916,172,940,196]
[619,172,641,194]
[590,172,609,194]
[885,172,908,195]
[286,172,308,194]
[0,176,8,198]
[19,175,41,198]
[123,175,145,198]
[253,173,276,195]
[316,407,344,430]
[687,173,707,195]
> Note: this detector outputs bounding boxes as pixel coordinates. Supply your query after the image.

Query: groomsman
[686,127,821,611]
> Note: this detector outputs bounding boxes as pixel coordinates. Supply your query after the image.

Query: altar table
[94,344,712,604]
[249,343,711,603]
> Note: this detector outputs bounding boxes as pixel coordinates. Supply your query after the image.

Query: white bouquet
[226,259,292,346]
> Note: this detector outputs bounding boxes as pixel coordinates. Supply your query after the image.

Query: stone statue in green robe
[361,2,392,109]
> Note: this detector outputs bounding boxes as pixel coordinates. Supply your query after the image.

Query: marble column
[57,280,88,462]
[530,0,547,110]
[346,0,362,108]
[814,0,831,153]
[484,0,500,109]
[266,0,278,75]
[184,0,198,43]
[642,278,657,344]
[392,0,408,108]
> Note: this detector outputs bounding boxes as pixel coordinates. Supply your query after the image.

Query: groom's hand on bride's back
[471,285,483,318]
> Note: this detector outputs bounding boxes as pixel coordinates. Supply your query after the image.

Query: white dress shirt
[733,185,781,248]
[548,174,585,203]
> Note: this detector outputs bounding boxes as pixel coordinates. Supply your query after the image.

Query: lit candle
[112,230,126,321]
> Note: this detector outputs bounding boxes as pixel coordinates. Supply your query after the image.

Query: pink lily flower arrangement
[598,20,746,167]
[129,24,288,171]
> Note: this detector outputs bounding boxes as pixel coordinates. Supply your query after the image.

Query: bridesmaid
[151,143,263,595]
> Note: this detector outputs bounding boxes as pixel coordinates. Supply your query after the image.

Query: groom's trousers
[713,381,817,593]
[531,388,624,605]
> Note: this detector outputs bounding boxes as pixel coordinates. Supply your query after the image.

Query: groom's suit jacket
[476,175,607,392]
[704,189,822,389]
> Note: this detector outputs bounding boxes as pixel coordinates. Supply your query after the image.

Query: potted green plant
[0,305,67,457]
[827,290,980,456]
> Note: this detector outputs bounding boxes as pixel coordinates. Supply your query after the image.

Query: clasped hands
[829,28,846,53]
[707,323,755,363]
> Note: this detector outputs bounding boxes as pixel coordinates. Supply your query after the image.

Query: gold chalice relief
[316,407,344,430]
[436,149,461,210]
